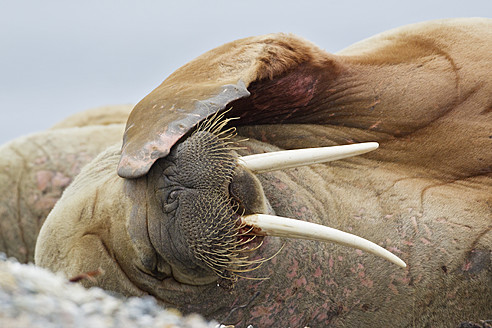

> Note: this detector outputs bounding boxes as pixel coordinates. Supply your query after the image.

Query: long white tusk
[242,214,406,268]
[238,142,379,173]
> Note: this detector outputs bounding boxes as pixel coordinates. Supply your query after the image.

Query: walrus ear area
[117,34,339,179]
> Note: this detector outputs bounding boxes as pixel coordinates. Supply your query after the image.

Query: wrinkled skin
[0,105,132,263]
[17,18,492,327]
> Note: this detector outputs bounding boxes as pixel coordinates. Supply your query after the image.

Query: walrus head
[115,33,413,288]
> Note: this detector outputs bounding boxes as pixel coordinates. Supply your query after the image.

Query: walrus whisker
[229,243,285,274]
[228,263,267,273]
[237,227,255,237]
[236,238,263,253]
[194,108,223,134]
[234,235,259,248]
[228,273,269,281]
[200,256,229,268]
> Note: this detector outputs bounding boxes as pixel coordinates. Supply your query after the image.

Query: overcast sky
[1,0,491,144]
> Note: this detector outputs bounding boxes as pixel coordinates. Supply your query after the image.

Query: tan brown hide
[0,105,132,263]
[32,18,492,327]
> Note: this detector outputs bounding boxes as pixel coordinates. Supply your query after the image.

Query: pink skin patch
[52,172,71,188]
[361,277,374,288]
[271,179,288,191]
[328,256,334,273]
[33,196,59,212]
[420,237,432,245]
[389,246,402,254]
[294,277,307,288]
[36,170,53,191]
[287,259,299,278]
[388,280,399,295]
[325,278,338,287]
[36,170,72,191]
[462,259,472,272]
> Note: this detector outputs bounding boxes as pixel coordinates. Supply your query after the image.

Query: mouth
[201,205,268,282]
[235,214,264,249]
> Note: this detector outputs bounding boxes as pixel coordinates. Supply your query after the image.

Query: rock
[0,253,216,328]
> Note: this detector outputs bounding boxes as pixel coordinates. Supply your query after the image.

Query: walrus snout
[142,116,272,284]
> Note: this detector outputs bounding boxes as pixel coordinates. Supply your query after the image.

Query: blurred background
[1,0,491,144]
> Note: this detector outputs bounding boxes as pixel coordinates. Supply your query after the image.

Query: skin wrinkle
[165,213,189,270]
[469,227,492,251]
[82,232,143,293]
[144,176,155,273]
[30,138,53,165]
[9,145,29,262]
[159,168,191,271]
[374,176,429,214]
[322,169,380,217]
[0,206,9,257]
[340,52,461,138]
[315,80,369,112]
[437,218,473,230]
[15,167,28,261]
[127,180,194,303]
[289,167,329,210]
[90,188,99,225]
[481,100,492,115]
[287,165,342,225]
[383,119,489,179]
[419,172,492,210]
[392,36,462,96]
[389,84,478,142]
[129,205,176,299]
[152,157,207,275]
[347,71,456,138]
[151,131,244,279]
[420,181,465,209]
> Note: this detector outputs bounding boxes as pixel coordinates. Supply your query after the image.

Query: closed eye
[168,190,179,202]
[164,189,180,213]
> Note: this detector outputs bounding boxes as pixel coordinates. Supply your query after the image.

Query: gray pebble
[0,254,217,328]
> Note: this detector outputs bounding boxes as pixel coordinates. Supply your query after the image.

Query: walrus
[32,18,491,327]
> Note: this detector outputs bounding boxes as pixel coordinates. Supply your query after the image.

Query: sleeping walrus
[25,18,492,326]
